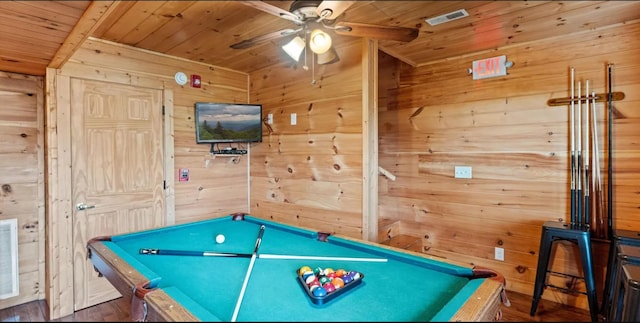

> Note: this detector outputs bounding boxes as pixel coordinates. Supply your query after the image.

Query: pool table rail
[282,226,510,322]
[449,278,504,321]
[87,236,202,322]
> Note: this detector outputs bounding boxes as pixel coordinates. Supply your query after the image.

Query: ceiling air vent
[426,9,469,26]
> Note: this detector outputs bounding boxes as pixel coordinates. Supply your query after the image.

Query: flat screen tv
[194,102,263,144]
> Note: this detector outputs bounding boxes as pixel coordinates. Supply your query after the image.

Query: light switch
[454,166,472,179]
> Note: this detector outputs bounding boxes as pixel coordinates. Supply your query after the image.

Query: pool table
[87,213,507,322]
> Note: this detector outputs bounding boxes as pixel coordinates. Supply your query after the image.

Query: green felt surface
[106,215,484,322]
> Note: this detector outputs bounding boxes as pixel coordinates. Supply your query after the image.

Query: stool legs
[530,222,598,322]
[608,256,626,322]
[601,231,640,320]
[577,234,599,322]
[530,228,553,316]
[601,238,618,317]
[621,273,640,321]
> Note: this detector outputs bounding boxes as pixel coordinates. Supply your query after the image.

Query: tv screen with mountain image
[195,102,262,143]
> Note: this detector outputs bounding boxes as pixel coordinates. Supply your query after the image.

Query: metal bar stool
[601,229,640,320]
[607,244,640,322]
[620,263,640,322]
[530,221,598,322]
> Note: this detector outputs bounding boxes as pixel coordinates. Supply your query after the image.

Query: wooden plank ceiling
[1,1,639,76]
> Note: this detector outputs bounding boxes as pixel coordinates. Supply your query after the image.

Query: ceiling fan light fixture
[309,29,332,54]
[282,36,306,61]
[316,47,339,65]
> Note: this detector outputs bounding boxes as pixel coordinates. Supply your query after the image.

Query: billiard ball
[312,286,327,297]
[298,266,312,276]
[215,234,225,244]
[332,277,344,289]
[322,282,336,293]
[305,275,318,285]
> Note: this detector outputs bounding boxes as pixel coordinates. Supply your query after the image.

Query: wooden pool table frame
[86,214,508,322]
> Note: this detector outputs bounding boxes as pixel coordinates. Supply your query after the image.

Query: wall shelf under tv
[204,143,246,167]
[209,143,247,155]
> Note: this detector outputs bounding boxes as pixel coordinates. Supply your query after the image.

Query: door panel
[71,79,165,310]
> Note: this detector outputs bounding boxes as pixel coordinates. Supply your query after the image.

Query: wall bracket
[547,92,625,106]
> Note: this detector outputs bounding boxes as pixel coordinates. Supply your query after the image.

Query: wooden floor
[0,289,592,322]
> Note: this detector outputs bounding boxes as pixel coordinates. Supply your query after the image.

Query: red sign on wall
[472,55,507,80]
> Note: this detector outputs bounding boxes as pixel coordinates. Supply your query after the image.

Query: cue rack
[547,64,625,240]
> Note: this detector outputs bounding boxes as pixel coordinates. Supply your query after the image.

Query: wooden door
[71,79,165,310]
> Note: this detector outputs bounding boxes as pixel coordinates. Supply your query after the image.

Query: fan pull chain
[311,53,317,85]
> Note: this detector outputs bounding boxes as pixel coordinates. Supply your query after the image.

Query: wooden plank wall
[248,39,366,239]
[0,72,44,309]
[378,21,640,309]
[41,38,249,318]
[2,11,637,317]
[62,38,251,223]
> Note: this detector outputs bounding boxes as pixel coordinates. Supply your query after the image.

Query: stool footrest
[547,270,585,280]
[544,283,587,295]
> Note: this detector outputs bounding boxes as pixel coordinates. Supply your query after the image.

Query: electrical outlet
[290,113,297,125]
[495,247,505,261]
[454,166,472,179]
[267,113,273,125]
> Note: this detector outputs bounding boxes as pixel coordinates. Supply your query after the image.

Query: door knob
[76,203,96,211]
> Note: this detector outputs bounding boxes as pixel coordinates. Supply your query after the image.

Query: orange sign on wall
[472,55,507,80]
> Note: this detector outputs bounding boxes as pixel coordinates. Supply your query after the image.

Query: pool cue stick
[591,91,605,239]
[257,254,388,262]
[606,64,613,240]
[583,80,590,229]
[576,80,583,226]
[231,225,265,322]
[139,248,251,257]
[138,248,387,262]
[601,65,616,315]
[569,67,576,225]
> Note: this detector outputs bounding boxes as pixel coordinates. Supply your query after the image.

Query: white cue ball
[215,234,225,244]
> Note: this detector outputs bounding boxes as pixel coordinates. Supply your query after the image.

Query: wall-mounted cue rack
[547,64,625,241]
[547,91,625,106]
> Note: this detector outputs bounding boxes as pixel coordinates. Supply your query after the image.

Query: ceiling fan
[230,1,420,63]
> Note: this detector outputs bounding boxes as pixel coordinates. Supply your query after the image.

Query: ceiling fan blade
[334,22,419,42]
[315,1,355,20]
[241,1,303,24]
[230,28,300,49]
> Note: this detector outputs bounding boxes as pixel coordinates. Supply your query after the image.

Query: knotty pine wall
[0,72,44,309]
[2,19,638,317]
[378,21,640,309]
[60,38,251,223]
[247,21,640,311]
[38,38,251,318]
[248,39,367,238]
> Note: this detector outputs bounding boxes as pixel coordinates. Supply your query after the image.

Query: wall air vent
[426,9,469,26]
[0,218,19,299]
